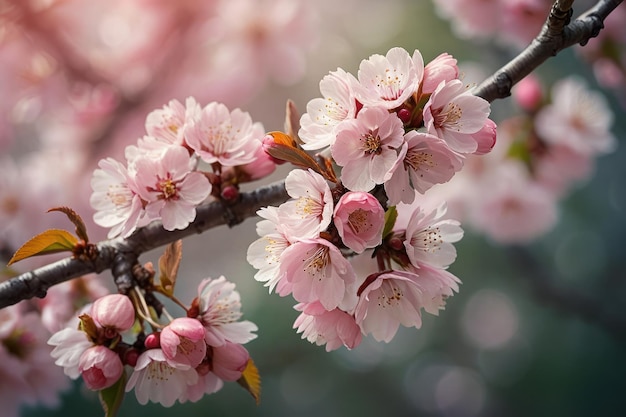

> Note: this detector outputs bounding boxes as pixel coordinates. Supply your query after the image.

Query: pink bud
[472,118,497,155]
[221,185,239,202]
[211,341,249,381]
[262,134,287,165]
[91,294,135,332]
[513,75,543,111]
[240,143,278,180]
[333,191,385,253]
[160,317,206,368]
[79,346,124,391]
[423,53,459,94]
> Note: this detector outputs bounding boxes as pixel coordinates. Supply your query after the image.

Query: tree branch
[473,0,623,102]
[0,181,288,308]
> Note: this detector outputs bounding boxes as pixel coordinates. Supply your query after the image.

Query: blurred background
[2,0,626,416]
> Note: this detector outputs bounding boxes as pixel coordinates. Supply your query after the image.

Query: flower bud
[513,75,543,112]
[160,317,206,368]
[91,294,135,332]
[79,345,124,391]
[472,118,497,156]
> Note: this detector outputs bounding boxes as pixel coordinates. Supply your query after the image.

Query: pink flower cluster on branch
[248,46,496,350]
[48,271,258,407]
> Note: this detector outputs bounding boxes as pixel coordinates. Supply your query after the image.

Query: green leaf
[7,229,78,266]
[48,206,90,243]
[157,240,182,297]
[99,371,126,417]
[237,358,261,404]
[382,206,398,240]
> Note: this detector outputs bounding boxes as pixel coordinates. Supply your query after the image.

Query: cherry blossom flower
[280,169,334,239]
[160,318,207,369]
[299,68,359,150]
[246,206,293,292]
[48,326,93,379]
[534,77,616,155]
[405,263,461,316]
[125,348,198,407]
[278,238,358,311]
[133,145,211,231]
[91,294,135,332]
[184,102,264,166]
[197,276,258,347]
[403,203,464,269]
[90,157,146,238]
[423,79,491,154]
[333,191,385,253]
[293,301,362,351]
[354,47,423,109]
[354,270,427,342]
[385,131,465,205]
[78,345,124,390]
[145,97,201,146]
[332,106,404,191]
[534,144,594,196]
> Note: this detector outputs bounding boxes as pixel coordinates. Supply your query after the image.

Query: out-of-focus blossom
[468,161,558,243]
[534,77,617,155]
[1,305,70,417]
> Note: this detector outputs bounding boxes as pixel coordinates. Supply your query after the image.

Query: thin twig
[473,0,623,102]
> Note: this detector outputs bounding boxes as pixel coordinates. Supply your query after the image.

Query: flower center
[414,226,443,253]
[158,179,178,200]
[348,209,371,234]
[377,281,404,308]
[435,102,462,130]
[107,184,132,207]
[405,150,436,173]
[362,132,382,155]
[303,246,330,281]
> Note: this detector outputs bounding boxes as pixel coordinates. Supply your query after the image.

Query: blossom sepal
[98,370,126,417]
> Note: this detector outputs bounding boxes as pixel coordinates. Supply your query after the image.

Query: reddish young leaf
[157,240,183,297]
[7,229,78,266]
[48,206,90,243]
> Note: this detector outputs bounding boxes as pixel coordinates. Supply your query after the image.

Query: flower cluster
[248,46,495,350]
[427,75,617,243]
[48,275,258,407]
[91,98,274,238]
[0,304,69,417]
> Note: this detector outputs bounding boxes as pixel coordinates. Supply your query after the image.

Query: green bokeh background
[21,1,626,416]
